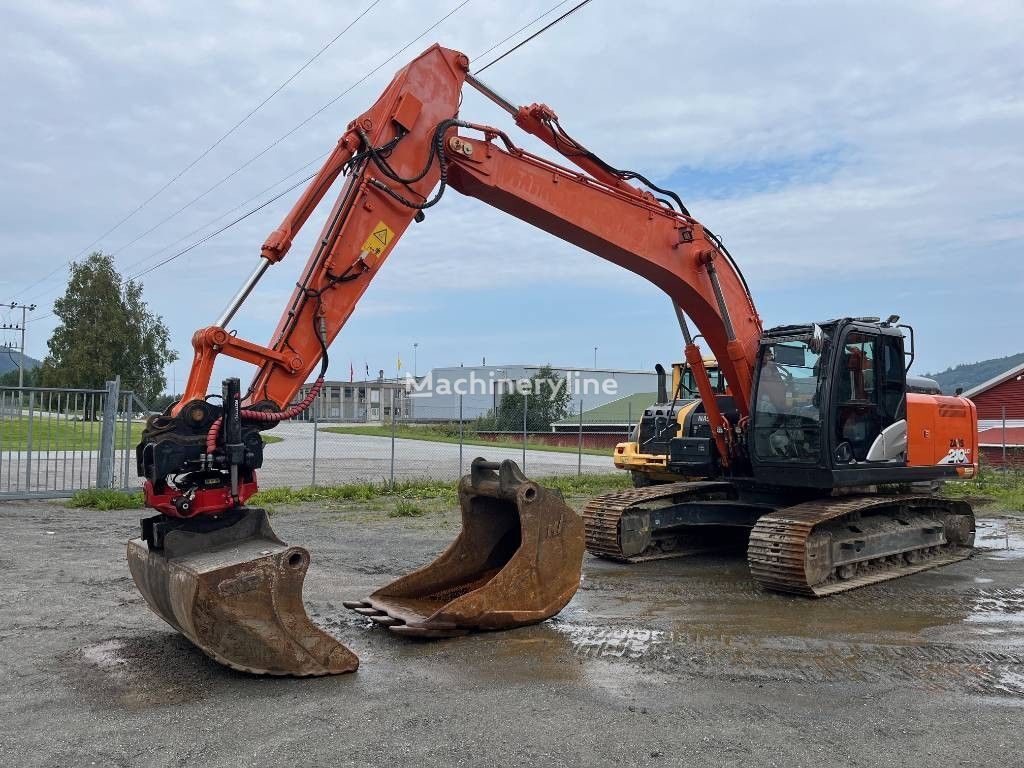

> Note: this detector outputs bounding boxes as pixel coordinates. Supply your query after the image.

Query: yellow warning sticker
[361,220,395,258]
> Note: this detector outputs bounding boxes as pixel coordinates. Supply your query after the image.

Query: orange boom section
[175,45,470,413]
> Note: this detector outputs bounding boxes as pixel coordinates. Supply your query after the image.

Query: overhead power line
[105,0,472,258]
[474,0,594,75]
[21,152,332,307]
[127,173,320,281]
[27,170,319,325]
[27,0,595,322]
[16,0,473,309]
[471,0,572,62]
[117,153,331,277]
[66,0,384,261]
[9,0,384,302]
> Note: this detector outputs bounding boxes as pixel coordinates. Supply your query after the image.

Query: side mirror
[808,323,826,354]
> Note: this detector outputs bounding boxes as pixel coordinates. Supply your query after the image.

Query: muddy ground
[0,495,1022,767]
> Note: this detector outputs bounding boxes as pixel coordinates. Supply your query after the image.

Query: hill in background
[925,352,1024,395]
[0,350,42,377]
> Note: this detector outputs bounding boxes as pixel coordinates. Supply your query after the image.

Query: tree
[0,365,40,387]
[488,365,572,431]
[41,252,178,402]
[150,392,182,413]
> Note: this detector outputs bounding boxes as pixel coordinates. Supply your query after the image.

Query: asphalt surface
[259,421,614,486]
[0,497,1021,767]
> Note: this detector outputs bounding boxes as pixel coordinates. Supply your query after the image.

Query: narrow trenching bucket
[127,508,358,676]
[345,459,585,638]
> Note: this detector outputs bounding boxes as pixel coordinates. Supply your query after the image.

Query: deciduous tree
[41,253,177,402]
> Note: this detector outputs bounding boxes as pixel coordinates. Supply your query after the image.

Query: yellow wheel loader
[613,359,727,487]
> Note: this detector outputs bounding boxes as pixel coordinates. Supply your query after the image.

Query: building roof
[553,392,656,427]
[963,362,1024,399]
[978,426,1024,447]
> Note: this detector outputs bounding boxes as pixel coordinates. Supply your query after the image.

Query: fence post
[311,391,319,487]
[389,398,397,487]
[96,377,120,489]
[24,389,35,489]
[628,401,632,437]
[577,398,583,476]
[121,393,132,489]
[1002,405,1007,469]
[522,392,528,471]
[458,394,464,478]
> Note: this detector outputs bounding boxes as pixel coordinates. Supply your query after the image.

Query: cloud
[1,0,1021,383]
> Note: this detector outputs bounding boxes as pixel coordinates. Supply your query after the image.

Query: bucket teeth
[347,458,585,638]
[354,607,385,616]
[128,508,358,676]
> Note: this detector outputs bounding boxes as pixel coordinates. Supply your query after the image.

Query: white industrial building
[404,364,658,422]
[294,364,658,424]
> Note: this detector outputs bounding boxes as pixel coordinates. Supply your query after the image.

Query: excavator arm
[141,44,761,521]
[130,43,975,679]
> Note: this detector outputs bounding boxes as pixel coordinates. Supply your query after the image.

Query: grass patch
[0,417,145,451]
[943,468,1024,513]
[320,424,610,456]
[0,417,281,452]
[66,488,145,510]
[389,500,428,518]
[251,477,460,507]
[250,472,629,510]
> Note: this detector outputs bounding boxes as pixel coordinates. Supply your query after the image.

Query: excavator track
[583,481,737,562]
[748,495,976,597]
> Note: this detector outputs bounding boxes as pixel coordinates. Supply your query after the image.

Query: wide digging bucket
[127,508,358,676]
[345,459,585,637]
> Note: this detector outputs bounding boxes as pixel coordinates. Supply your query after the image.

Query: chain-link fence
[0,380,143,499]
[0,380,635,499]
[262,394,625,489]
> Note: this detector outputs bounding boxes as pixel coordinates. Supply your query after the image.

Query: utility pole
[1,302,36,388]
[413,341,419,378]
[593,346,598,369]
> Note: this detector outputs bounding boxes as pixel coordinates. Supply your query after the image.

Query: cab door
[830,328,906,464]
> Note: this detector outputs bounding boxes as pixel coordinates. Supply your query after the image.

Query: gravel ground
[0,496,1022,767]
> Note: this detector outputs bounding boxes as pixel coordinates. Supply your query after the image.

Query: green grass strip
[319,424,610,456]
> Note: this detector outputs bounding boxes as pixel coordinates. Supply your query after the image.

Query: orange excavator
[131,44,978,676]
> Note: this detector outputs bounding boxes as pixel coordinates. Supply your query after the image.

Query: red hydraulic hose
[206,377,325,454]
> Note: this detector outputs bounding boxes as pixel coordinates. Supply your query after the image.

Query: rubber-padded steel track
[748,495,975,597]
[582,481,736,562]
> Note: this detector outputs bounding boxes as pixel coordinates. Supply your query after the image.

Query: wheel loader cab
[749,319,939,488]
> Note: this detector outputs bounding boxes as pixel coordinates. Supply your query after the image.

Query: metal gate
[0,379,144,499]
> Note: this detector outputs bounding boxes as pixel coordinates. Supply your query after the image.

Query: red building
[964,362,1024,467]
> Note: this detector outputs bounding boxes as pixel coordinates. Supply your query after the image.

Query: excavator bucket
[344,459,585,637]
[127,508,358,676]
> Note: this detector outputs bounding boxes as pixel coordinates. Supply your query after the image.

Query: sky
[1,0,1021,394]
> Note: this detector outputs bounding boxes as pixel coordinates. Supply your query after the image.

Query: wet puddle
[976,518,1024,560]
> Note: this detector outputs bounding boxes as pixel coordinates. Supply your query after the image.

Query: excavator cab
[749,318,977,487]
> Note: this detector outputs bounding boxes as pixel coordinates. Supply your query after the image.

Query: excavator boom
[134,44,764,675]
[131,43,973,677]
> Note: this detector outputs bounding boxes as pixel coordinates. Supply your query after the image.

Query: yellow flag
[396,356,403,371]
